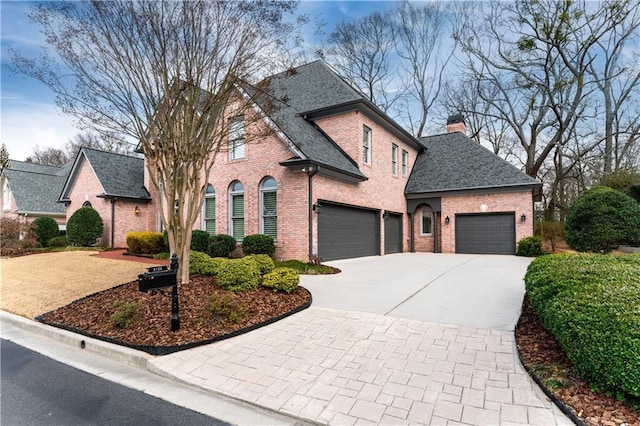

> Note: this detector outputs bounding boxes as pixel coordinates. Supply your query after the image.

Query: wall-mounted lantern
[445,216,450,224]
[134,205,140,215]
[383,212,389,219]
[312,203,321,214]
[520,213,527,222]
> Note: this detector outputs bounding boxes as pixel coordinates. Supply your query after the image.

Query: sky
[0,1,395,161]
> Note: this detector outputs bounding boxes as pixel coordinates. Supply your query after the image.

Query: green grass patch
[275,260,335,275]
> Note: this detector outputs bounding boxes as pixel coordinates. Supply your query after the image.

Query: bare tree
[0,142,10,187]
[26,146,67,166]
[321,12,398,112]
[11,0,300,283]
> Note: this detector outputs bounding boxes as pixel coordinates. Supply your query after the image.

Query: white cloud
[1,100,79,161]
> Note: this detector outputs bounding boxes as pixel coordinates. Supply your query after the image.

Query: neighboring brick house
[59,148,151,248]
[1,160,69,227]
[169,60,540,261]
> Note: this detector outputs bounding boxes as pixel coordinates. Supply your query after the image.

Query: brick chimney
[446,114,466,135]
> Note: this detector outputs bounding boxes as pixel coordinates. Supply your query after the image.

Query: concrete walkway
[149,254,571,425]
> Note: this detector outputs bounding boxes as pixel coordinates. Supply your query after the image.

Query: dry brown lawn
[1,251,161,319]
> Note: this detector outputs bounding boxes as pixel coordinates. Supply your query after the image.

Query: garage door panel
[318,203,379,261]
[384,213,402,254]
[455,213,515,255]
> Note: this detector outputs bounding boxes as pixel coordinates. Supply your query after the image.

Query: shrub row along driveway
[302,253,534,331]
[0,251,162,319]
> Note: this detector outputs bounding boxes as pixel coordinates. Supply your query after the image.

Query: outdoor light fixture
[445,216,450,224]
[134,205,140,215]
[383,212,389,219]
[312,203,321,214]
[520,213,526,222]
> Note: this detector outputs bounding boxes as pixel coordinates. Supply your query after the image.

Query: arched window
[260,177,277,240]
[420,206,433,235]
[83,201,92,208]
[229,181,244,241]
[203,184,215,235]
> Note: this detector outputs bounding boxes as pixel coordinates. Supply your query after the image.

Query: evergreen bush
[67,207,104,246]
[32,216,59,247]
[190,230,210,253]
[516,236,544,257]
[48,236,69,247]
[126,231,165,254]
[207,234,237,258]
[189,251,217,276]
[244,254,275,275]
[216,258,261,292]
[242,234,275,256]
[262,267,300,293]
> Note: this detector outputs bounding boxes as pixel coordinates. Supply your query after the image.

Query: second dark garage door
[318,203,379,261]
[455,213,516,255]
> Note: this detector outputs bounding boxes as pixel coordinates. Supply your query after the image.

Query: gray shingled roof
[258,61,366,179]
[80,148,149,199]
[406,132,540,195]
[4,167,67,215]
[8,160,67,176]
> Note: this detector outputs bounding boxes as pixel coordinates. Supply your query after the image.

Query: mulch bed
[38,275,311,355]
[516,296,640,426]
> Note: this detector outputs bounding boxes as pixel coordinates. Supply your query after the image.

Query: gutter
[307,166,319,262]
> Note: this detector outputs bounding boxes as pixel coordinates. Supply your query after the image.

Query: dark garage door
[384,213,402,254]
[318,203,379,261]
[455,213,515,255]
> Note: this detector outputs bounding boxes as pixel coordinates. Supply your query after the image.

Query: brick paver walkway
[150,307,571,425]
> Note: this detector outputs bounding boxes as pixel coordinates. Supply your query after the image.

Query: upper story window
[3,180,11,211]
[362,125,371,164]
[229,117,245,160]
[82,201,93,208]
[229,181,244,241]
[260,177,277,241]
[421,206,433,235]
[392,143,398,176]
[402,150,408,177]
[203,184,216,236]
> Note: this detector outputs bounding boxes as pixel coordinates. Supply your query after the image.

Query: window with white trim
[229,181,244,241]
[203,184,216,236]
[402,150,408,177]
[260,177,277,241]
[420,207,433,235]
[362,125,371,164]
[229,117,245,160]
[392,143,398,176]
[3,180,11,211]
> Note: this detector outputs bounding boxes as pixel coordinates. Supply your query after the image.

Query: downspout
[308,166,319,262]
[409,212,415,252]
[110,197,117,249]
[434,213,439,253]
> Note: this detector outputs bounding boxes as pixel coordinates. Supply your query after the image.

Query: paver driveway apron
[302,253,533,331]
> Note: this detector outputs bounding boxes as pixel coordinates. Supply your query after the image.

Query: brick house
[145,61,539,261]
[59,148,151,247]
[1,161,69,227]
[57,60,540,260]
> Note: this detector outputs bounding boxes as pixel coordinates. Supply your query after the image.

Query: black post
[170,253,180,331]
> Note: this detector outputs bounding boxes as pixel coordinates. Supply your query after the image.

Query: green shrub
[524,253,640,398]
[565,187,640,253]
[67,207,104,246]
[207,293,245,324]
[0,218,36,255]
[190,230,210,253]
[48,236,69,247]
[216,258,261,292]
[244,254,275,275]
[32,217,59,247]
[126,231,165,254]
[516,236,544,257]
[262,267,300,293]
[110,302,141,329]
[189,251,216,276]
[208,234,237,258]
[242,234,275,256]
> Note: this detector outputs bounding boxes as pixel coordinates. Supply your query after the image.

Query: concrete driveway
[301,253,533,331]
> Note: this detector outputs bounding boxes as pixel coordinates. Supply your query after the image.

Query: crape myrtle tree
[11,1,302,283]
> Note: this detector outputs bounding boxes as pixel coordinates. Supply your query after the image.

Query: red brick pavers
[92,249,169,266]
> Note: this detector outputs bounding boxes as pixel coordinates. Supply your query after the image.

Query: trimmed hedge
[244,254,275,275]
[565,186,640,253]
[126,231,165,255]
[242,234,275,256]
[208,234,237,258]
[216,258,261,292]
[190,230,210,253]
[48,236,69,247]
[262,267,300,293]
[32,216,59,247]
[524,253,640,398]
[189,251,218,276]
[516,236,544,257]
[67,207,104,246]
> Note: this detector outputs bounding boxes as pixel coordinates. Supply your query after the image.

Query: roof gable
[406,133,540,195]
[4,168,67,215]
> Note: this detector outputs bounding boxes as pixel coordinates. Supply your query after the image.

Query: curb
[1,310,151,370]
